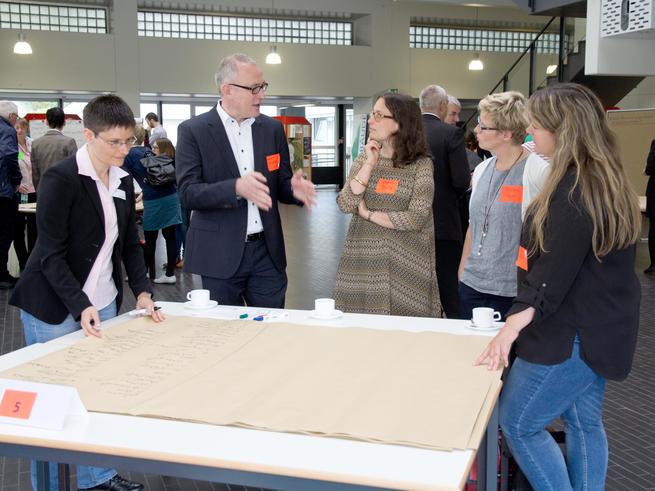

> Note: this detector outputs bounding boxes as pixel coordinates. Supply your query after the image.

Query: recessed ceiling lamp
[468,8,483,71]
[266,45,281,64]
[468,53,483,71]
[13,33,32,55]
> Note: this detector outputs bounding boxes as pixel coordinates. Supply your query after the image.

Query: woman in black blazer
[10,95,162,491]
[476,84,641,490]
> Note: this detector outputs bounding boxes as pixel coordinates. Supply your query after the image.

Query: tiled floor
[0,188,653,490]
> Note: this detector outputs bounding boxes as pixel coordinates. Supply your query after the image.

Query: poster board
[607,108,655,195]
[24,113,85,149]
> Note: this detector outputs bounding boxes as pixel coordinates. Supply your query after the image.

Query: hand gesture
[474,326,519,371]
[291,169,317,210]
[18,184,29,194]
[80,306,102,338]
[364,139,382,167]
[136,293,165,322]
[236,172,272,211]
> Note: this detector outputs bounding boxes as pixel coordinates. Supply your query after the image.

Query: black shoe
[79,474,144,491]
[644,266,655,274]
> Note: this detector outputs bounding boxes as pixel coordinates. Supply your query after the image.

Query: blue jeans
[458,281,514,320]
[500,339,607,491]
[21,302,118,490]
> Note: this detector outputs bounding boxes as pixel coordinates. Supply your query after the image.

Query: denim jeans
[21,302,118,490]
[499,338,607,491]
[458,281,514,321]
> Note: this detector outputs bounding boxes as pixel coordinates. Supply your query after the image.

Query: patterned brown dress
[334,154,441,317]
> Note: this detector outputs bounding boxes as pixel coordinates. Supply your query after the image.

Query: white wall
[0,0,556,106]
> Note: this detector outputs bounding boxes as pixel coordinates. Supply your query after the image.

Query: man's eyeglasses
[229,82,269,95]
[371,111,394,122]
[477,116,499,132]
[96,135,138,149]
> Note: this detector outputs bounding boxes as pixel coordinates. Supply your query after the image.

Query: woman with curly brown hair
[334,92,439,317]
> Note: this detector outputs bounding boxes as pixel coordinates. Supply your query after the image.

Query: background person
[644,138,655,274]
[458,91,535,321]
[13,117,37,270]
[444,94,462,125]
[122,131,182,284]
[334,92,440,317]
[10,94,163,491]
[419,84,470,318]
[144,112,167,146]
[31,106,77,192]
[0,100,21,289]
[476,83,641,491]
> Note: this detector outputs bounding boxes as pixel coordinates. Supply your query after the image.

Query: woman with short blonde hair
[476,83,641,490]
[458,91,547,320]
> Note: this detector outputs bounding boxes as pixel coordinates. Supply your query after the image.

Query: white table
[0,303,502,491]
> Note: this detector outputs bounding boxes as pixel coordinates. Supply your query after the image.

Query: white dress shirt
[76,144,128,310]
[216,101,264,237]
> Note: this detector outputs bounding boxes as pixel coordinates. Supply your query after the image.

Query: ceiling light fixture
[13,33,32,55]
[546,64,558,75]
[468,8,482,71]
[266,45,281,64]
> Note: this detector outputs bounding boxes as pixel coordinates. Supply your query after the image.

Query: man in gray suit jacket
[176,53,316,308]
[31,107,77,191]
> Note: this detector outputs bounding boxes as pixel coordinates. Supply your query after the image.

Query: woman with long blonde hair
[476,83,641,490]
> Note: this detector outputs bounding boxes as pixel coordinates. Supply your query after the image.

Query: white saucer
[184,300,218,310]
[467,320,504,331]
[309,309,343,320]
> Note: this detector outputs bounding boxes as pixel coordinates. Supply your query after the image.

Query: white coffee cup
[315,298,336,317]
[472,307,502,328]
[187,289,211,307]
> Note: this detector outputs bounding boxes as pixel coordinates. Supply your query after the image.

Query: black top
[507,170,640,381]
[10,155,151,323]
[645,139,655,211]
[421,114,470,242]
[122,146,176,201]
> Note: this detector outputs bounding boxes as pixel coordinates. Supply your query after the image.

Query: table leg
[58,463,71,491]
[485,403,500,491]
[35,461,50,491]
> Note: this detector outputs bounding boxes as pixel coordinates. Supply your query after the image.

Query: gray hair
[419,85,447,112]
[447,95,461,108]
[214,53,258,95]
[0,100,19,120]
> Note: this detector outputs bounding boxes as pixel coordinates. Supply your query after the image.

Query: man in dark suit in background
[31,106,78,191]
[419,85,470,318]
[176,53,316,308]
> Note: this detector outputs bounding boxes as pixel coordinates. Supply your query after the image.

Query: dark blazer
[11,155,151,324]
[176,107,299,279]
[422,114,470,242]
[508,171,640,381]
[645,139,655,216]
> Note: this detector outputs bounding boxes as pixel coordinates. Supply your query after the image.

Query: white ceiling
[403,0,518,7]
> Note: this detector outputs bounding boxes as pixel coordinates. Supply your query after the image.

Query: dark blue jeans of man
[202,238,287,308]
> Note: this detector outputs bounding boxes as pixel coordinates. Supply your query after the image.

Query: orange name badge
[499,185,523,203]
[266,153,280,172]
[375,179,399,195]
[0,389,37,420]
[516,246,528,271]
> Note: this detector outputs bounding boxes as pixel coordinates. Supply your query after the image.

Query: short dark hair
[45,107,66,129]
[145,112,159,122]
[376,92,429,168]
[83,95,135,134]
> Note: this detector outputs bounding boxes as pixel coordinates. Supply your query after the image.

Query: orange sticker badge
[266,153,280,172]
[516,246,528,271]
[0,389,37,420]
[375,179,399,195]
[499,185,523,203]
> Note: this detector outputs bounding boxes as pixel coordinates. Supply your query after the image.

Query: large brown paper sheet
[1,316,501,451]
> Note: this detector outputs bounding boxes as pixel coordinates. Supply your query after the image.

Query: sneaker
[153,274,176,284]
[79,474,144,490]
